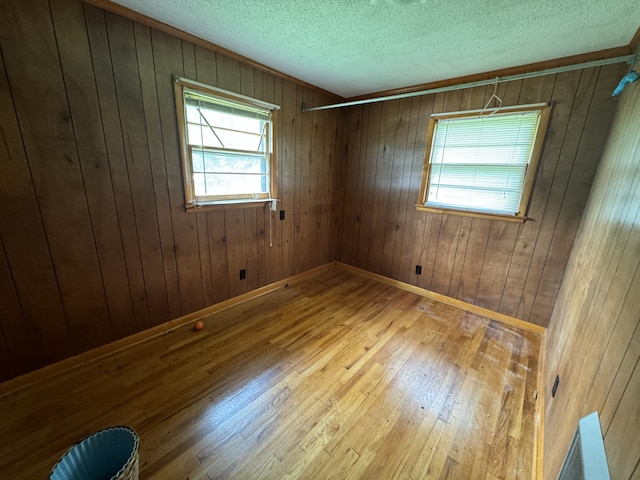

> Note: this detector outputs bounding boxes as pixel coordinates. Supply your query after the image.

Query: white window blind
[426,111,542,215]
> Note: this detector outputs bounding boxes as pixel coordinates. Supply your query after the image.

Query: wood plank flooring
[0,267,541,479]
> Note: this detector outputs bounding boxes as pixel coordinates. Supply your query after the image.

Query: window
[417,103,551,222]
[173,76,279,209]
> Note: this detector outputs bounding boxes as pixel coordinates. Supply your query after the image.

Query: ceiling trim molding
[81,0,345,101]
[348,44,636,102]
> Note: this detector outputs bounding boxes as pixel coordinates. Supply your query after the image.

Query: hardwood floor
[0,267,542,479]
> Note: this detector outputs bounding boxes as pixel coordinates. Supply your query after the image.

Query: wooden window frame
[416,103,552,223]
[173,76,279,212]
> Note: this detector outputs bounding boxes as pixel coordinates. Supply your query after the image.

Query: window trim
[416,102,552,223]
[173,76,280,211]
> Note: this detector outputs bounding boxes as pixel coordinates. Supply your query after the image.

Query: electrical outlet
[415,265,422,275]
[552,375,560,397]
[240,269,246,280]
[279,210,285,220]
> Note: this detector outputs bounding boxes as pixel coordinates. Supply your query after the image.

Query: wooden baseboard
[335,262,547,335]
[0,262,335,397]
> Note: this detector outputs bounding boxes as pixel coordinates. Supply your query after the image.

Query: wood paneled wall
[337,64,626,327]
[0,0,345,381]
[544,60,640,479]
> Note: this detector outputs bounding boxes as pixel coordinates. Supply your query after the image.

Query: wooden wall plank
[0,36,73,367]
[338,106,364,265]
[295,86,313,274]
[206,210,230,304]
[224,209,248,298]
[383,98,420,277]
[367,100,400,274]
[320,96,333,265]
[355,102,383,269]
[84,4,151,331]
[400,95,434,285]
[474,221,518,311]
[455,218,491,304]
[446,216,472,298]
[280,80,297,279]
[0,318,15,382]
[307,91,323,270]
[329,98,348,263]
[430,214,462,294]
[318,93,336,269]
[0,236,32,379]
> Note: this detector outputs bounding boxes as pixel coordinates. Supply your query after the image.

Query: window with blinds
[174,77,279,209]
[418,104,551,222]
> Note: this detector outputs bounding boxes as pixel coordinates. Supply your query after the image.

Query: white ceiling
[112,0,639,98]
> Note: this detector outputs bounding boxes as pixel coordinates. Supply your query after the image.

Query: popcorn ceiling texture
[113,0,639,97]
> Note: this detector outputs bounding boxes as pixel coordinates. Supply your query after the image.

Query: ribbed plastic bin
[49,426,139,480]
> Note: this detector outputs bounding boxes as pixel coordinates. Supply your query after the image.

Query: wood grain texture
[0,0,344,380]
[544,59,640,480]
[337,63,626,328]
[0,266,542,480]
[0,0,113,354]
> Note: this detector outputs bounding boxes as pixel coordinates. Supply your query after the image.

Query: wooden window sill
[415,204,527,223]
[185,198,278,213]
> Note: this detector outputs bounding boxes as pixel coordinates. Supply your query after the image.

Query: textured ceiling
[112,0,639,98]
